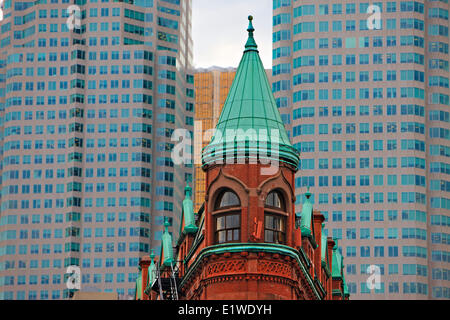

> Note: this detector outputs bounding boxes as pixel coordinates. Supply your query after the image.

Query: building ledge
[180,242,321,299]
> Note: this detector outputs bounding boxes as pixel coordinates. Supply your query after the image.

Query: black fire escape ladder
[169,263,179,300]
[153,262,180,300]
[156,263,164,300]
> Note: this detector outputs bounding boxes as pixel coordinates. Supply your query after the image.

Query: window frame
[264,212,287,244]
[264,190,288,245]
[215,189,241,210]
[213,189,242,245]
[214,212,241,244]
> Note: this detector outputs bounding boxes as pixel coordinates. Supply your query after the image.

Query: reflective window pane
[217,191,240,209]
[265,191,284,210]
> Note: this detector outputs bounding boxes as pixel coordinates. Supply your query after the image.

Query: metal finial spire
[247,15,255,33]
[164,216,170,232]
[245,15,258,51]
[305,186,312,199]
[185,182,192,198]
[334,238,339,249]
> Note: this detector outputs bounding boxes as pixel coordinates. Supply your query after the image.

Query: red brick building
[137,16,349,301]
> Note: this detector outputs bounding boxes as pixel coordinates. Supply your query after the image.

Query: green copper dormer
[144,250,157,296]
[181,183,198,235]
[202,16,300,170]
[160,217,174,268]
[300,188,313,237]
[320,224,327,262]
[135,265,142,300]
[148,250,156,287]
[331,242,343,280]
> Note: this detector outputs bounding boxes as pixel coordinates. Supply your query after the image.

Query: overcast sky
[192,0,272,69]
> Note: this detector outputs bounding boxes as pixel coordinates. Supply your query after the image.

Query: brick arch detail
[204,167,251,246]
[255,168,296,247]
[206,167,250,213]
[257,168,295,201]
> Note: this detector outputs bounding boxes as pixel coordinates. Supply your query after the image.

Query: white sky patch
[192,0,272,69]
[0,0,4,21]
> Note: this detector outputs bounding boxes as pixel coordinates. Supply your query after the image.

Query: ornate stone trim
[205,260,246,276]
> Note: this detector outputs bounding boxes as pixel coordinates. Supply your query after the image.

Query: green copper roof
[135,267,142,300]
[181,183,198,235]
[202,16,299,170]
[161,217,174,267]
[331,242,343,279]
[144,250,157,296]
[300,188,313,236]
[320,224,327,262]
[148,250,156,287]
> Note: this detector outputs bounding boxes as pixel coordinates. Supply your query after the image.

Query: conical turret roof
[202,16,299,170]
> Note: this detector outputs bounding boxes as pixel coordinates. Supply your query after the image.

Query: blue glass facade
[272,0,449,299]
[0,0,194,299]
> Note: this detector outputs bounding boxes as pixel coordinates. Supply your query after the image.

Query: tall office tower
[0,0,194,300]
[272,0,449,299]
[193,67,236,212]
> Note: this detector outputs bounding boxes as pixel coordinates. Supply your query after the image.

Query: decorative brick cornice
[201,273,298,288]
[205,260,247,277]
[179,243,322,299]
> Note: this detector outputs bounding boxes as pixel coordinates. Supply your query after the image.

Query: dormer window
[265,190,284,210]
[264,190,286,244]
[216,190,240,209]
[214,189,241,244]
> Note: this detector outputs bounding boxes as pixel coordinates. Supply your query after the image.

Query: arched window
[264,190,286,244]
[214,189,241,244]
[215,190,240,210]
[265,191,284,210]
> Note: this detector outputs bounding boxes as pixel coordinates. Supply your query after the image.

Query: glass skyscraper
[0,0,194,299]
[193,67,236,212]
[272,0,449,299]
